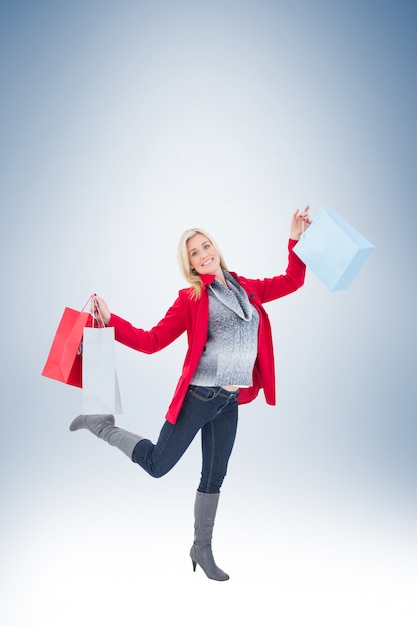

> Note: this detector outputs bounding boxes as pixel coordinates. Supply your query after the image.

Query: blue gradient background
[1,1,416,624]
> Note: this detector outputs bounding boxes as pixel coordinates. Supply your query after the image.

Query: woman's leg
[132,386,232,478]
[198,390,239,493]
[69,414,144,458]
[190,388,239,581]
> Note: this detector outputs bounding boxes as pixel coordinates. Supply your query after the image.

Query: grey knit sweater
[191,271,260,387]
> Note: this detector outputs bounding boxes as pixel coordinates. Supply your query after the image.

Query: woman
[70,207,311,581]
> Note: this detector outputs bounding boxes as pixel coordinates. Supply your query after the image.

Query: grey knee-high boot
[189,491,229,581]
[69,414,143,459]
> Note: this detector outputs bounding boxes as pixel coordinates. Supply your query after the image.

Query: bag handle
[81,293,105,328]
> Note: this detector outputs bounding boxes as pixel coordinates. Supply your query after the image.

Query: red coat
[109,239,305,424]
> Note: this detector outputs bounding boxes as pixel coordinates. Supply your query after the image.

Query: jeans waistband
[189,384,239,398]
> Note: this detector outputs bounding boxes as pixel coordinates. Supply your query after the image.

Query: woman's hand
[91,295,111,326]
[290,205,312,240]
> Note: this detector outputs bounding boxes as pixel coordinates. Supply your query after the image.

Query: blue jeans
[131,385,239,494]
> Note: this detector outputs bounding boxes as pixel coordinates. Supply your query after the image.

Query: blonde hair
[177,227,228,299]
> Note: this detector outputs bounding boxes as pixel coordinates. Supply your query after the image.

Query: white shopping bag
[82,326,123,415]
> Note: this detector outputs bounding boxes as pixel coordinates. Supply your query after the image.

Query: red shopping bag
[42,303,95,387]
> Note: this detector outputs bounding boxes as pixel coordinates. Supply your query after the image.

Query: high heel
[189,542,229,581]
[69,414,144,459]
[70,413,115,432]
[189,492,229,581]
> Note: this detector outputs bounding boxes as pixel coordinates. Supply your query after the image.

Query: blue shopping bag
[293,208,375,291]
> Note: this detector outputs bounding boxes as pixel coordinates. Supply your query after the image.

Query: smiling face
[187,233,223,280]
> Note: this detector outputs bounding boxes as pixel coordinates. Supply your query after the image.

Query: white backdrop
[1,1,416,624]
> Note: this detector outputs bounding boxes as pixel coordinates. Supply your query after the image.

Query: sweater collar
[208,271,253,321]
